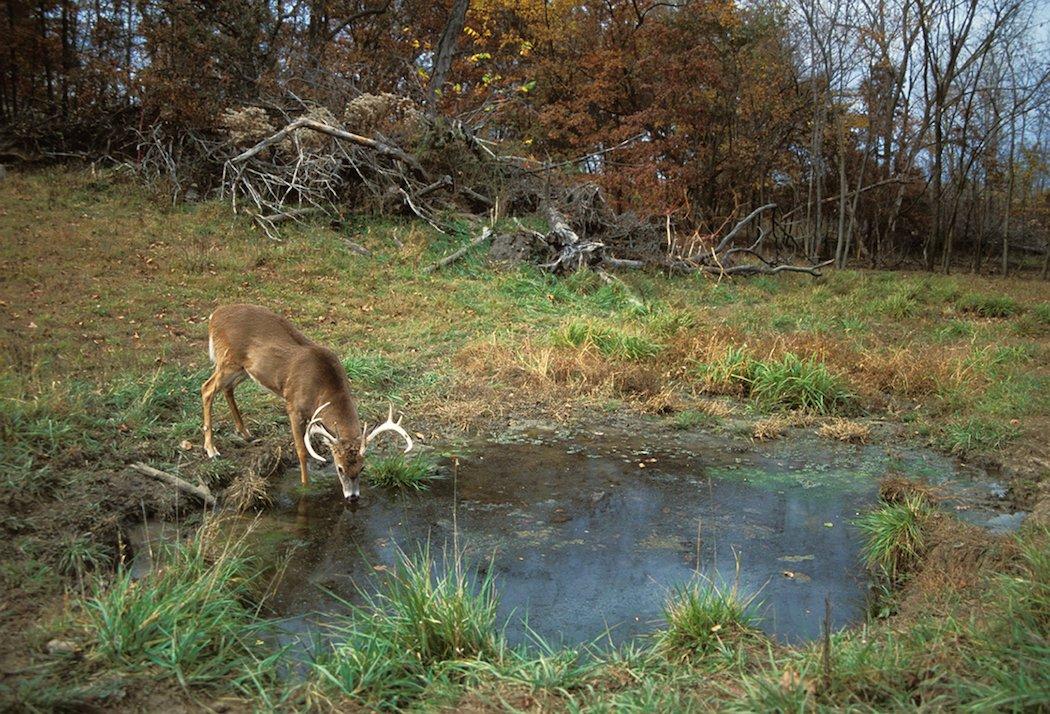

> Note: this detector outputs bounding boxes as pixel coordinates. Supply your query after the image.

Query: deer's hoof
[206,446,220,459]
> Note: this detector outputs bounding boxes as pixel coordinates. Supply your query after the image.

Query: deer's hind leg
[224,373,251,439]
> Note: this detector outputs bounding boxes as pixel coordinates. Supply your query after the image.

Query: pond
[234,424,1016,648]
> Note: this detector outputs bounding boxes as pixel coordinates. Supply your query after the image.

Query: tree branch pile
[209,95,830,277]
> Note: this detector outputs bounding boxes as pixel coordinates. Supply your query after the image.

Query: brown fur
[202,304,364,490]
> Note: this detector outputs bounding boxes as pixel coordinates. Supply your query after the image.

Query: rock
[46,639,81,657]
[488,230,554,264]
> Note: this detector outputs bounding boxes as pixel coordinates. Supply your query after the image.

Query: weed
[957,293,1021,318]
[671,410,720,430]
[856,494,932,583]
[749,353,851,413]
[81,527,277,690]
[938,417,1020,454]
[368,453,437,491]
[554,320,661,360]
[656,580,759,660]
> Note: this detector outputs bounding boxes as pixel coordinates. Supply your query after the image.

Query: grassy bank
[1,167,1048,709]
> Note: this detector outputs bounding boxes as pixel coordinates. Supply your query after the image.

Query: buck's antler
[359,404,414,454]
[304,401,336,462]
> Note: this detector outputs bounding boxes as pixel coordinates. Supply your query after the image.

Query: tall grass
[696,349,850,413]
[81,528,277,690]
[856,494,932,583]
[310,544,503,708]
[656,580,759,660]
[749,353,851,413]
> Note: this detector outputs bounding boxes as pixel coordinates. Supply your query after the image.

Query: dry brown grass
[696,399,734,418]
[897,515,1019,615]
[226,470,273,513]
[818,418,871,443]
[752,416,789,441]
[854,345,976,401]
[879,476,937,505]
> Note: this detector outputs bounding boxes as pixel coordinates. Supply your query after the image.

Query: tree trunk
[426,0,470,110]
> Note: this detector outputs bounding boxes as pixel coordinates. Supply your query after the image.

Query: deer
[201,304,413,501]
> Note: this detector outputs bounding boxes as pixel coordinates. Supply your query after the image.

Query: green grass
[554,319,661,360]
[856,494,932,583]
[656,580,760,660]
[80,528,278,690]
[310,544,502,708]
[2,170,1049,711]
[57,533,111,591]
[938,417,1021,454]
[749,354,851,413]
[957,292,1022,318]
[367,453,437,491]
[670,409,720,430]
[342,353,396,388]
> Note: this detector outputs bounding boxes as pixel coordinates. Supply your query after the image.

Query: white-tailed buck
[202,304,412,500]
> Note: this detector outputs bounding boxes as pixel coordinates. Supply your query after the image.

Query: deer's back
[209,303,312,367]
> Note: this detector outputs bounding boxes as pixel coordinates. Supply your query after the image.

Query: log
[131,462,217,506]
[423,227,494,273]
[228,117,425,176]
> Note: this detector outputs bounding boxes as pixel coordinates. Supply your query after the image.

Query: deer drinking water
[201,304,413,500]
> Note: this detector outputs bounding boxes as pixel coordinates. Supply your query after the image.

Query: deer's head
[305,403,413,501]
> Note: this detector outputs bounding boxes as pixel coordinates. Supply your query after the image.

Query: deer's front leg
[201,372,221,458]
[288,408,310,486]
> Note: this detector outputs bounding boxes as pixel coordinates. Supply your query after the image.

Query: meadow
[0,168,1047,711]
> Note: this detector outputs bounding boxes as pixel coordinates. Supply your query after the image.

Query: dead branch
[131,462,216,506]
[712,203,776,253]
[423,227,494,273]
[679,258,835,277]
[229,117,424,175]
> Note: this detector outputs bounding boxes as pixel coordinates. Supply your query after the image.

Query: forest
[2,0,1048,273]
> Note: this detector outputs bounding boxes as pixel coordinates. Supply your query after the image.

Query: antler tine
[304,401,335,463]
[364,402,414,453]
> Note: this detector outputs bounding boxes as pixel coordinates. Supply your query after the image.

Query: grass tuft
[80,526,276,690]
[749,353,851,413]
[856,494,932,583]
[938,417,1020,454]
[554,320,661,360]
[367,453,437,491]
[310,544,502,707]
[957,293,1021,318]
[656,580,759,660]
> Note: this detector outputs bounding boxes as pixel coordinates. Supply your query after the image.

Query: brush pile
[211,95,830,276]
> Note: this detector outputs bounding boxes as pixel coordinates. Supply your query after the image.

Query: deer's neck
[315,388,361,441]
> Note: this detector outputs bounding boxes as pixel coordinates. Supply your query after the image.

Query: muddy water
[246,426,1013,647]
